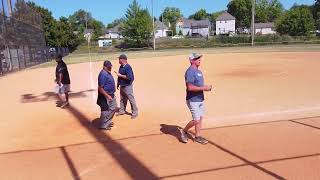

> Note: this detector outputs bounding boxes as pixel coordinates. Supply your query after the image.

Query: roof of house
[105,24,122,34]
[155,21,168,30]
[83,29,93,34]
[216,12,236,21]
[181,18,211,28]
[255,22,275,29]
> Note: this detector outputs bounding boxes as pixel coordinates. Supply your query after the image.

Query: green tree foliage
[210,11,224,23]
[312,0,320,29]
[107,18,125,29]
[227,0,252,28]
[189,9,210,20]
[68,9,104,41]
[256,0,283,23]
[122,0,153,48]
[26,2,59,47]
[68,9,92,32]
[27,2,83,49]
[159,7,182,36]
[276,6,315,36]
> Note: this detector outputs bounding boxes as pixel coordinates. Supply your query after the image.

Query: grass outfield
[34,44,320,68]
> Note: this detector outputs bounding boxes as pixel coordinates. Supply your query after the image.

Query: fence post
[22,46,27,68]
[16,48,21,70]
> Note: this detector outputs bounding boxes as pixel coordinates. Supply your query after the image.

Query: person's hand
[106,95,112,100]
[204,85,212,91]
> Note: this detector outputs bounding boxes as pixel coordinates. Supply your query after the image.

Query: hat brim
[191,55,202,60]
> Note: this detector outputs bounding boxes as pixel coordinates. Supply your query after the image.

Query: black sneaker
[99,126,111,130]
[194,136,209,145]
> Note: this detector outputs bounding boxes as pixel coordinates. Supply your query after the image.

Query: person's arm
[114,71,128,79]
[98,86,112,100]
[187,83,212,92]
[57,73,63,86]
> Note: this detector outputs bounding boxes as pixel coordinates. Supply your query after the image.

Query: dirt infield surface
[0,51,320,179]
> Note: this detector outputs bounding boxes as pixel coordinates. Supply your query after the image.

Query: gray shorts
[186,100,205,121]
[55,84,70,94]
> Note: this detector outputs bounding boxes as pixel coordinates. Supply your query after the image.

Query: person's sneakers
[99,126,111,130]
[180,130,189,143]
[131,113,138,119]
[116,112,125,116]
[108,122,114,127]
[60,102,69,108]
[194,136,209,145]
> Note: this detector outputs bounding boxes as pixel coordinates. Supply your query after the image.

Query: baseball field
[0,45,320,179]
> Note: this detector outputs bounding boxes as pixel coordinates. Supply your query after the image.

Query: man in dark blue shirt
[180,53,212,145]
[97,60,118,130]
[114,54,138,119]
[55,54,71,108]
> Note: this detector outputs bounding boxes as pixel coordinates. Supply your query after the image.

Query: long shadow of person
[160,124,193,143]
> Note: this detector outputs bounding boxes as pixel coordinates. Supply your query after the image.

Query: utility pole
[251,0,255,46]
[7,0,12,16]
[152,0,155,50]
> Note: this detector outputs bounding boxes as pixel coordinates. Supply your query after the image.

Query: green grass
[32,44,320,69]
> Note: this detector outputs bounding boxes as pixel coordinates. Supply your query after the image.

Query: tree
[122,0,153,48]
[89,19,104,41]
[255,0,283,23]
[159,7,182,36]
[227,0,252,28]
[107,18,125,29]
[189,9,210,20]
[68,9,93,32]
[312,0,320,30]
[210,11,224,23]
[276,6,315,36]
[26,2,59,47]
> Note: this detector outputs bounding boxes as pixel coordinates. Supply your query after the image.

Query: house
[215,12,236,35]
[155,21,171,38]
[176,18,211,37]
[83,29,93,41]
[102,24,123,39]
[254,22,276,35]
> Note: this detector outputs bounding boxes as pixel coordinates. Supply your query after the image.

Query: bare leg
[183,120,197,132]
[65,92,69,103]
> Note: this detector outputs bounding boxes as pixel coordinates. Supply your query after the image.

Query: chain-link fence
[0,0,68,75]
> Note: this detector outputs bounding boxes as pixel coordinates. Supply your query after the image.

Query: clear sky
[27,0,316,25]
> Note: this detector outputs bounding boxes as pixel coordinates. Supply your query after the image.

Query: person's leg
[60,85,70,108]
[126,85,138,118]
[118,87,128,115]
[194,102,208,144]
[65,92,69,103]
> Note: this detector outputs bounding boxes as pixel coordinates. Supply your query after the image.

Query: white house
[155,21,170,38]
[255,22,276,35]
[215,12,236,35]
[101,24,123,39]
[176,18,211,37]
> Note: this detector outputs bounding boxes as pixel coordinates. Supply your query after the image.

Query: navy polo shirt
[98,69,115,97]
[117,64,134,87]
[185,66,204,102]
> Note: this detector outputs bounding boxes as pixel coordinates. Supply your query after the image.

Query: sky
[26,0,316,25]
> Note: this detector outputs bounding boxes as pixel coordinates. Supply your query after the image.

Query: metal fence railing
[0,0,68,76]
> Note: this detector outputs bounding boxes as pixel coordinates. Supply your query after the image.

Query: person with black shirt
[55,54,71,108]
